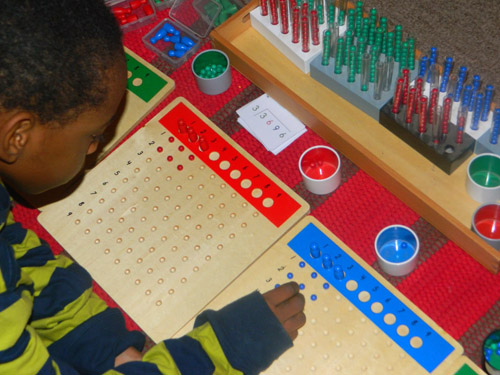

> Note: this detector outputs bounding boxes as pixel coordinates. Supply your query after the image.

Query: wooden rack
[210,0,500,273]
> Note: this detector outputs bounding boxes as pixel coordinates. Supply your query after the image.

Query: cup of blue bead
[472,204,500,250]
[483,330,500,375]
[374,225,420,277]
[191,49,232,95]
[142,19,200,67]
[298,146,342,195]
[466,153,500,204]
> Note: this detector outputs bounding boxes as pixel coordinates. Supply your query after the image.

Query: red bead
[126,14,139,23]
[167,155,173,162]
[112,6,131,16]
[178,119,187,133]
[187,127,198,143]
[178,145,185,152]
[143,4,154,15]
[168,137,175,143]
[198,136,209,152]
[157,146,163,153]
[129,0,142,10]
[177,165,184,171]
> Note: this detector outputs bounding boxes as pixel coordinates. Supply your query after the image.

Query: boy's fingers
[273,292,305,323]
[281,311,306,340]
[263,281,300,307]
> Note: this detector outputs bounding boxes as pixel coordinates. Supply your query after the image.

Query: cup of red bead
[472,203,500,250]
[192,49,232,95]
[298,146,341,195]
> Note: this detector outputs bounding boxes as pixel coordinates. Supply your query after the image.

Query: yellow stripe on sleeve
[30,289,108,347]
[0,325,55,375]
[142,341,181,375]
[188,323,244,375]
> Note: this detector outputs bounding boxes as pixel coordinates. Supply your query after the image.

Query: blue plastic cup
[375,225,420,276]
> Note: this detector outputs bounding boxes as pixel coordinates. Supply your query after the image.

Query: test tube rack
[379,100,475,174]
[310,57,417,121]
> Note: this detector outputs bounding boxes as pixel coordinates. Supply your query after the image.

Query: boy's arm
[132,282,305,375]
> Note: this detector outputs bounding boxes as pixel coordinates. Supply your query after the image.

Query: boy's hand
[262,282,306,340]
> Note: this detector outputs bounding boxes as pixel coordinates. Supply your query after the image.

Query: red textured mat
[12,11,500,367]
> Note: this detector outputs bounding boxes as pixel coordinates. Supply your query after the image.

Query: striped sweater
[0,183,291,375]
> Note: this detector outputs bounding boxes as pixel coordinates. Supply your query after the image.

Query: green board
[126,52,168,103]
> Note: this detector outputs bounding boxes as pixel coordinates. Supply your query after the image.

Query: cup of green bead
[483,330,500,375]
[472,204,500,250]
[467,153,500,203]
[191,49,231,95]
[298,146,341,195]
[375,225,420,277]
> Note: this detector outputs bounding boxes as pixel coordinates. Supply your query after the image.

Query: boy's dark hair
[0,0,123,125]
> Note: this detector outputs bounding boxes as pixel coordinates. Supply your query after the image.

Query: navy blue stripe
[16,241,55,268]
[0,284,33,314]
[1,221,30,247]
[48,308,145,374]
[0,240,21,289]
[31,262,92,320]
[0,330,30,364]
[36,359,58,375]
[114,361,162,375]
[164,336,215,375]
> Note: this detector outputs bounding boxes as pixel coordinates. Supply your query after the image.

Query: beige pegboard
[38,97,309,342]
[177,216,463,375]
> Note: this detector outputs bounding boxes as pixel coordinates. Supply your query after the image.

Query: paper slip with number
[237,94,306,155]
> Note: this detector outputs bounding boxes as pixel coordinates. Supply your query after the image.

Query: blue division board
[288,222,454,373]
[175,216,462,374]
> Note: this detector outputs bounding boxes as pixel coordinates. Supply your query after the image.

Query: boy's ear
[0,111,35,164]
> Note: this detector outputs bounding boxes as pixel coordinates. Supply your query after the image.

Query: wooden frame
[210,0,500,273]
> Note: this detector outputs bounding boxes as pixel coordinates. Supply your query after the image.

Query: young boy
[0,1,306,374]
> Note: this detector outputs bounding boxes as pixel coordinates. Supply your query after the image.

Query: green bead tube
[348,45,356,83]
[334,37,344,74]
[394,25,402,62]
[338,9,345,26]
[322,30,331,65]
[328,4,335,27]
[343,30,353,66]
[407,37,415,70]
[400,41,408,71]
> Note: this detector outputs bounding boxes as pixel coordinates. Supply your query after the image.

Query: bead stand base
[249,7,330,74]
[379,100,476,175]
[310,56,416,121]
[476,129,500,156]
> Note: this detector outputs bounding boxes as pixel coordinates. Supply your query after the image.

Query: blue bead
[323,283,330,289]
[168,49,186,58]
[310,242,321,258]
[287,272,294,279]
[311,294,317,301]
[299,283,305,290]
[322,254,333,269]
[174,42,190,51]
[299,261,306,268]
[169,35,181,44]
[181,36,195,47]
[162,22,177,34]
[311,272,318,279]
[274,283,281,288]
[334,265,345,280]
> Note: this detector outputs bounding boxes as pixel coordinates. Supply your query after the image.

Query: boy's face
[0,60,127,195]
